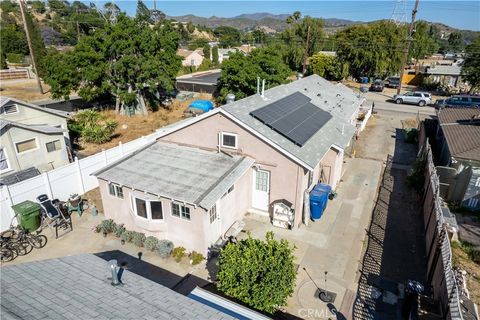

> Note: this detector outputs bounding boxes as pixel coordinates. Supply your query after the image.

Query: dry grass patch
[0,79,52,102]
[452,241,480,305]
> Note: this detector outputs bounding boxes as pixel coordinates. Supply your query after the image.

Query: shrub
[97,219,115,234]
[132,232,146,247]
[70,110,118,144]
[120,230,134,243]
[172,246,186,262]
[114,224,126,238]
[156,240,174,258]
[6,53,24,64]
[189,251,204,265]
[144,236,159,251]
[217,232,296,314]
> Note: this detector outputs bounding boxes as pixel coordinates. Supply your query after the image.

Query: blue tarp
[188,100,214,113]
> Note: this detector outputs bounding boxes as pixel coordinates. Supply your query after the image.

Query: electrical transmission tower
[391,0,407,25]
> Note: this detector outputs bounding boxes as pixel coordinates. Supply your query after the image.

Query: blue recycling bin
[310,183,332,221]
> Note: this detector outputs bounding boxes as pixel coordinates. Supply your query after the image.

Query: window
[135,198,148,219]
[209,204,217,224]
[108,183,124,199]
[255,170,269,192]
[413,93,422,97]
[467,198,479,208]
[46,140,61,153]
[222,185,235,198]
[0,148,10,173]
[0,104,18,115]
[221,132,237,149]
[151,201,163,220]
[172,203,190,220]
[475,177,480,188]
[15,138,37,153]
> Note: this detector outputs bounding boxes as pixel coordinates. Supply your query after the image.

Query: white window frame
[14,137,39,155]
[220,132,238,149]
[222,184,235,198]
[45,139,62,153]
[0,148,12,174]
[475,177,480,188]
[108,183,124,199]
[209,204,217,224]
[130,195,164,221]
[171,202,191,221]
[0,104,19,115]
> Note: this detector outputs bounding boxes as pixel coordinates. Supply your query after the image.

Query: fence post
[75,157,86,195]
[102,149,107,166]
[43,172,54,199]
[119,141,124,156]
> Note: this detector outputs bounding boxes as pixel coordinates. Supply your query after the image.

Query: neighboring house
[217,48,239,64]
[234,44,255,55]
[176,69,221,94]
[424,64,463,87]
[434,108,480,210]
[0,97,71,183]
[94,75,365,254]
[177,48,204,69]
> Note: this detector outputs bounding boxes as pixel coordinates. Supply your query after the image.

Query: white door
[252,169,270,211]
[208,202,221,244]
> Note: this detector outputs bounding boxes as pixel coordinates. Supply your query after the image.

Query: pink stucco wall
[181,51,204,68]
[312,147,344,190]
[160,113,309,227]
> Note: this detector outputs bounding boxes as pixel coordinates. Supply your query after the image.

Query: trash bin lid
[11,200,41,216]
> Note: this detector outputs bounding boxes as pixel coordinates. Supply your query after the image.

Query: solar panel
[250,93,332,146]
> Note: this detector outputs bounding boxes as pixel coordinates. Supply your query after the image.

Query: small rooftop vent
[226,93,235,104]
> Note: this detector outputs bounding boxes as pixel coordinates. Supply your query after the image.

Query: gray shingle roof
[0,254,234,320]
[94,142,254,210]
[0,119,66,135]
[425,64,461,76]
[222,75,361,168]
[1,96,71,118]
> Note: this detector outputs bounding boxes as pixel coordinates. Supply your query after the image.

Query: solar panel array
[250,92,332,147]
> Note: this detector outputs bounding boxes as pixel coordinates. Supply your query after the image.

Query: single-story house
[177,48,204,69]
[0,97,71,182]
[94,75,365,254]
[217,48,239,64]
[176,69,221,94]
[424,64,463,87]
[434,108,480,210]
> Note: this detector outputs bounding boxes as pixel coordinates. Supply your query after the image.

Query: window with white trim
[0,104,18,115]
[0,148,10,173]
[135,198,148,218]
[171,203,190,220]
[221,132,237,149]
[222,185,235,198]
[209,204,217,224]
[46,140,61,153]
[108,183,124,199]
[15,138,37,153]
[131,196,164,220]
[151,201,163,220]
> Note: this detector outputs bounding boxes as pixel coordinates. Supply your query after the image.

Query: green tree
[448,32,464,52]
[281,15,324,72]
[188,37,209,50]
[29,1,46,13]
[186,22,195,33]
[251,29,266,44]
[462,37,480,93]
[214,26,241,48]
[203,44,211,60]
[212,45,219,64]
[410,21,439,62]
[217,232,296,314]
[335,20,404,79]
[217,47,290,102]
[0,51,7,69]
[309,53,347,80]
[43,14,181,114]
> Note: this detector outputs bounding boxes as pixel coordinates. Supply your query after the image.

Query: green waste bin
[12,200,41,232]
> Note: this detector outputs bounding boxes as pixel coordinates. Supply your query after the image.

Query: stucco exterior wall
[181,52,204,68]
[0,127,69,175]
[160,113,307,226]
[311,147,344,190]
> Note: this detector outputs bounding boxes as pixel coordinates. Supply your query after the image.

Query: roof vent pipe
[261,79,265,98]
[226,93,235,104]
[257,76,260,94]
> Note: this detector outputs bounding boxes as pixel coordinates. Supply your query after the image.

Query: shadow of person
[327,303,347,320]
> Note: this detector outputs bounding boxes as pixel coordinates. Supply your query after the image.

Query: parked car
[385,76,400,88]
[393,91,432,106]
[434,95,480,109]
[369,79,384,92]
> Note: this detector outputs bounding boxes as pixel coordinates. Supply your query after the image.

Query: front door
[252,169,270,211]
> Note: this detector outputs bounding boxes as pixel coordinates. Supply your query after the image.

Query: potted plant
[189,251,204,265]
[172,246,186,263]
[156,240,174,258]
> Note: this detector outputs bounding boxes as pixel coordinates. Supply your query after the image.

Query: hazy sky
[90,1,480,31]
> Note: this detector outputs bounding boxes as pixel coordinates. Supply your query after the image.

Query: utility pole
[397,0,420,95]
[153,0,157,10]
[302,25,311,76]
[19,0,43,93]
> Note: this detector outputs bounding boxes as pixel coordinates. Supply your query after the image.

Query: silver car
[393,91,432,106]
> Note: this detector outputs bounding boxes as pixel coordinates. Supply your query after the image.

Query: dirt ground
[0,79,53,102]
[452,243,480,305]
[75,93,212,156]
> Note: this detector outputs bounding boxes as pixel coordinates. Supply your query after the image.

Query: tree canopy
[217,47,291,102]
[462,37,480,93]
[214,26,241,48]
[43,14,181,114]
[309,53,347,81]
[217,232,297,314]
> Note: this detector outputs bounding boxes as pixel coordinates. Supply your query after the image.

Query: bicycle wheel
[1,247,17,262]
[29,234,47,249]
[13,242,33,256]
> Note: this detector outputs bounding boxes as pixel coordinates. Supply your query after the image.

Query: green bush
[407,158,426,192]
[120,230,134,243]
[70,110,118,144]
[172,246,186,262]
[132,231,146,247]
[114,224,125,238]
[217,232,297,314]
[189,251,204,265]
[6,53,24,64]
[144,236,159,251]
[97,219,115,234]
[156,240,174,258]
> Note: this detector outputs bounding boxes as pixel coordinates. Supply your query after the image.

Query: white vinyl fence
[0,132,162,231]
